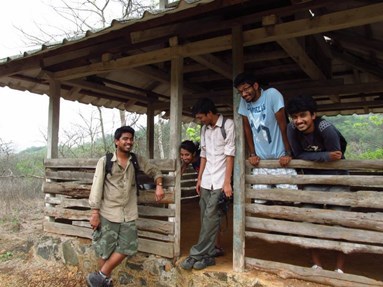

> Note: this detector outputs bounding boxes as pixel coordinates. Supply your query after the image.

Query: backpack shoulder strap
[129,152,141,196]
[220,116,227,140]
[105,152,114,176]
[314,118,347,154]
[129,152,140,172]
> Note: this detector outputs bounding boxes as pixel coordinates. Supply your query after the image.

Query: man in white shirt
[180,98,235,270]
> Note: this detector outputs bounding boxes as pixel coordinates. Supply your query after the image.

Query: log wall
[244,159,383,286]
[43,158,177,258]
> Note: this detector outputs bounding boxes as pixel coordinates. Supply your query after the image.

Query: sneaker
[214,246,225,257]
[335,268,344,274]
[86,272,107,287]
[180,256,197,270]
[311,264,322,270]
[193,257,216,270]
[105,278,114,287]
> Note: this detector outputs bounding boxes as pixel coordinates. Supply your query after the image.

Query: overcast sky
[0,0,137,152]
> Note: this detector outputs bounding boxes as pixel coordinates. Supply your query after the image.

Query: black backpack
[314,118,347,154]
[105,152,140,196]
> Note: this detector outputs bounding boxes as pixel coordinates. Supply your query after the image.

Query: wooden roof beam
[263,14,327,81]
[190,53,232,79]
[52,3,383,81]
[331,49,383,79]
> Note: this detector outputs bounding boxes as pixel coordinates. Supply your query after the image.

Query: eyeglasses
[236,85,253,96]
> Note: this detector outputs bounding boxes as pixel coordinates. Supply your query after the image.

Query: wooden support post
[46,77,61,224]
[169,36,183,258]
[232,25,245,272]
[47,78,60,159]
[146,100,155,159]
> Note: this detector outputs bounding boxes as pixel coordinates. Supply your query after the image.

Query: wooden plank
[246,159,383,171]
[137,189,174,204]
[44,158,176,171]
[138,205,175,217]
[43,182,92,197]
[136,218,174,235]
[43,178,174,195]
[246,204,383,232]
[246,189,383,209]
[44,158,98,168]
[246,257,383,287]
[45,170,94,182]
[72,221,91,228]
[246,217,383,244]
[245,174,383,188]
[44,221,92,239]
[138,230,174,242]
[44,206,90,220]
[45,196,90,208]
[138,238,174,258]
[246,231,383,255]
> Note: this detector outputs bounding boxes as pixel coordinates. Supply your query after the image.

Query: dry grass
[0,177,44,224]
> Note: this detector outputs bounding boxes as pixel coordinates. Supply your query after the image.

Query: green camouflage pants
[92,216,138,260]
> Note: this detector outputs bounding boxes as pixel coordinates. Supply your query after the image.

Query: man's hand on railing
[279,155,292,167]
[329,151,343,161]
[248,155,260,166]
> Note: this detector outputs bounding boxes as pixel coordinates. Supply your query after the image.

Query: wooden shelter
[1,0,383,285]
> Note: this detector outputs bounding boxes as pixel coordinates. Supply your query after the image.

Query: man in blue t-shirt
[234,72,297,202]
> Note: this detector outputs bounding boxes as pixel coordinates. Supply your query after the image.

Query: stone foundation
[34,235,269,287]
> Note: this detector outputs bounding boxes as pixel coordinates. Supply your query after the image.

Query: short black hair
[286,95,317,116]
[114,126,135,140]
[233,72,258,88]
[180,140,198,154]
[191,97,217,116]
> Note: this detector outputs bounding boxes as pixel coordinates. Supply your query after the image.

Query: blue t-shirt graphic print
[238,88,285,159]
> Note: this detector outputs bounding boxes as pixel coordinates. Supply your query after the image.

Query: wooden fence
[43,158,177,258]
[244,159,383,287]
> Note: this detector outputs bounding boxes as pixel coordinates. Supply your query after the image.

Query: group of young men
[86,72,349,287]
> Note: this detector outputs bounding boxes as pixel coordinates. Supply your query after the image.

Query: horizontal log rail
[244,158,383,285]
[44,158,176,171]
[246,189,383,209]
[246,216,383,244]
[245,174,383,187]
[246,159,383,171]
[246,204,383,231]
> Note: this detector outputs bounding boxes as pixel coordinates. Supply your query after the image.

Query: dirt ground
[0,198,382,287]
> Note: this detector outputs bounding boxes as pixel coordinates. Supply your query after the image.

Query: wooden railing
[243,159,383,287]
[43,158,178,258]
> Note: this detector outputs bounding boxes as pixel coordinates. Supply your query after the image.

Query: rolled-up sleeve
[137,155,163,182]
[89,157,106,209]
[224,119,236,156]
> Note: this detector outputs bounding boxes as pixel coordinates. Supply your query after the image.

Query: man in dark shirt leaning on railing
[286,94,349,274]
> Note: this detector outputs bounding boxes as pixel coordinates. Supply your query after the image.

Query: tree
[16,0,157,148]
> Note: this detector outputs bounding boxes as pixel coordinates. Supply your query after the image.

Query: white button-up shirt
[200,114,235,190]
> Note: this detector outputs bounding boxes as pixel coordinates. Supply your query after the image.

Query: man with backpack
[286,95,349,273]
[87,126,164,287]
[180,97,235,270]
